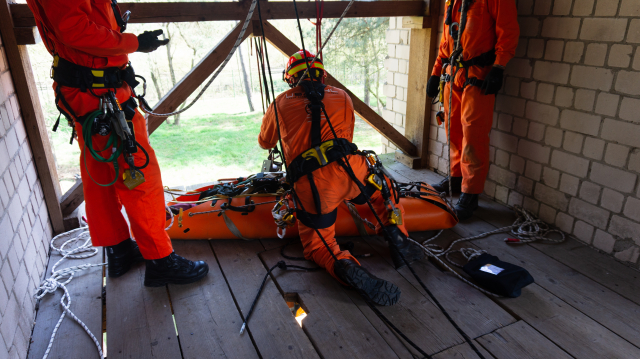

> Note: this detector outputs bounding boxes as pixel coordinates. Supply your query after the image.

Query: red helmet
[283,50,325,86]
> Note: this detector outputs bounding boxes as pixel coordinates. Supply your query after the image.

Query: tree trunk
[363,60,371,106]
[375,67,382,114]
[238,46,255,112]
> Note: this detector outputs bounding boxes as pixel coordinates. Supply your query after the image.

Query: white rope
[139,0,258,117]
[34,224,106,359]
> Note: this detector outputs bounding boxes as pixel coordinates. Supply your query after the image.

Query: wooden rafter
[10,1,426,28]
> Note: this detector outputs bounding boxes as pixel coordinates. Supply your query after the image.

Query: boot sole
[346,266,401,306]
[143,267,209,287]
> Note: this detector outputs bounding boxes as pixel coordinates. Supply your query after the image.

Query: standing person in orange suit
[426,0,519,220]
[26,0,208,286]
[259,50,424,306]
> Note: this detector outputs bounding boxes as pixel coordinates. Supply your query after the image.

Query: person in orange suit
[259,50,424,306]
[27,0,208,286]
[426,0,519,220]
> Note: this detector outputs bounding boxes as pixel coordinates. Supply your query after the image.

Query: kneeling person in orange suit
[27,0,208,286]
[258,51,424,305]
[426,0,519,220]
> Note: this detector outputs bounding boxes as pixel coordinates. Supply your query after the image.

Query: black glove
[480,66,504,95]
[136,30,170,53]
[426,75,440,98]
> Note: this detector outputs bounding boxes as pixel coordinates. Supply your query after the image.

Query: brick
[574,0,596,15]
[495,149,510,167]
[569,197,610,229]
[608,44,633,68]
[495,185,509,203]
[627,19,640,43]
[398,60,408,74]
[525,101,559,125]
[527,122,545,142]
[489,164,517,188]
[633,48,640,71]
[16,178,30,208]
[399,31,409,45]
[528,39,544,58]
[1,293,19,348]
[630,151,640,173]
[574,221,595,244]
[539,204,557,224]
[484,180,497,197]
[544,40,564,62]
[620,0,640,16]
[505,77,520,96]
[490,130,518,152]
[562,42,583,64]
[13,264,29,305]
[510,155,526,174]
[4,128,19,159]
[392,99,406,115]
[553,0,573,15]
[497,114,513,132]
[534,0,553,15]
[562,131,583,154]
[389,17,396,29]
[518,139,550,163]
[513,117,528,137]
[519,17,541,37]
[386,29,400,44]
[574,89,596,111]
[601,118,640,147]
[591,162,637,192]
[394,73,408,87]
[582,137,604,161]
[505,58,533,78]
[7,198,22,231]
[0,73,13,105]
[516,175,534,195]
[556,212,575,233]
[609,215,640,244]
[584,43,608,67]
[396,45,410,60]
[383,84,396,98]
[593,229,616,253]
[594,0,619,16]
[523,197,540,214]
[570,66,614,91]
[623,197,640,222]
[544,127,563,147]
[615,71,640,97]
[580,182,602,205]
[542,18,581,39]
[508,191,524,207]
[595,93,619,117]
[496,95,526,117]
[0,215,11,259]
[554,86,574,107]
[604,143,629,167]
[536,83,555,104]
[516,40,528,58]
[382,109,395,124]
[534,182,569,210]
[559,110,601,136]
[520,81,536,100]
[560,173,580,195]
[550,150,590,177]
[618,97,640,124]
[533,61,570,84]
[525,160,542,181]
[615,247,640,264]
[543,167,560,188]
[581,18,628,42]
[518,0,534,14]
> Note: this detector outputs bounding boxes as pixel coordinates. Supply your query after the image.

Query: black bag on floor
[462,253,534,298]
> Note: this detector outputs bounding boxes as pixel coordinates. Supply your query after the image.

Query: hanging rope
[34,224,107,359]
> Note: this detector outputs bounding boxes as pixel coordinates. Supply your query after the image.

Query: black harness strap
[300,81,326,147]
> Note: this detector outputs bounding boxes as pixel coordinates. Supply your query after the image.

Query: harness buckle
[301,140,334,166]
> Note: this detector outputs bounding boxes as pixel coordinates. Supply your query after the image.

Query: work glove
[136,30,170,53]
[480,66,504,95]
[426,75,440,98]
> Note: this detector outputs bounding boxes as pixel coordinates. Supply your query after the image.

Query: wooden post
[259,21,417,156]
[0,1,65,233]
[395,0,441,168]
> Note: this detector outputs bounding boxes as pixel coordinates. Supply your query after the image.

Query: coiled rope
[34,224,106,359]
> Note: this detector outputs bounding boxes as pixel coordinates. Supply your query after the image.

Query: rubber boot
[431,176,462,195]
[106,238,144,278]
[384,225,425,269]
[144,252,209,287]
[334,259,400,306]
[455,193,479,221]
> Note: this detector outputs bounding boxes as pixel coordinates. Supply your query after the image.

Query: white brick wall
[0,35,53,358]
[386,0,640,268]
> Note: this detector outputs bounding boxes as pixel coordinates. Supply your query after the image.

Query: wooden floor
[27,163,640,359]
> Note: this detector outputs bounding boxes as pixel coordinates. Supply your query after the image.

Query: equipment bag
[462,253,534,298]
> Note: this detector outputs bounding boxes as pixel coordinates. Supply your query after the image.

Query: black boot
[384,225,425,269]
[334,259,400,306]
[431,176,462,195]
[144,252,209,287]
[106,238,144,278]
[455,193,479,221]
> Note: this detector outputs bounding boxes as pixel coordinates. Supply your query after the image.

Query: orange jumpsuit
[27,0,173,259]
[432,0,519,194]
[259,84,408,279]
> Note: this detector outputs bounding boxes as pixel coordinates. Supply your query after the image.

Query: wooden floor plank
[28,249,104,359]
[356,235,516,339]
[211,240,321,359]
[260,244,404,359]
[475,321,572,359]
[432,341,494,359]
[168,241,259,359]
[106,262,181,359]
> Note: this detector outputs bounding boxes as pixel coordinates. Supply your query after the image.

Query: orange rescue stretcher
[165,175,458,240]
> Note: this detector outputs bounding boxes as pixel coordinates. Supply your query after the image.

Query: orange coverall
[432,0,519,194]
[27,0,173,259]
[259,85,408,279]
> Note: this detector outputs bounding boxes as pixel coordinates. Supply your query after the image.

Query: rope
[138,0,258,117]
[34,225,106,359]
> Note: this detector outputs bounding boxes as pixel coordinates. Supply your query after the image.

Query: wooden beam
[10,1,427,27]
[14,26,40,45]
[397,0,441,168]
[147,21,250,133]
[259,21,417,156]
[60,179,83,217]
[0,1,65,233]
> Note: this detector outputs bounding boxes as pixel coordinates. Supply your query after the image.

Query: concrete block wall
[0,35,54,357]
[384,0,640,267]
